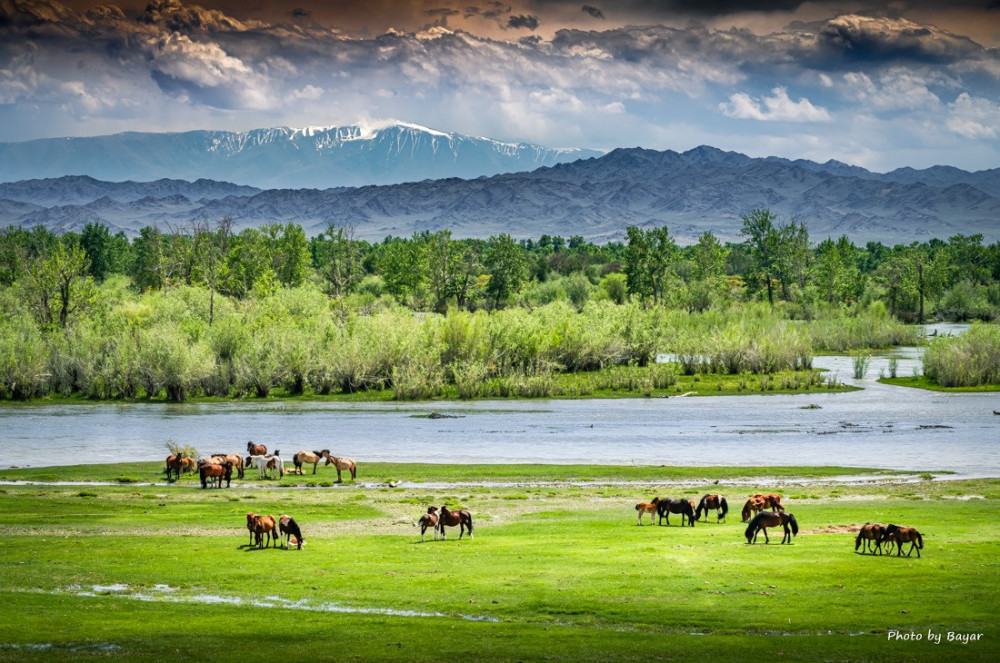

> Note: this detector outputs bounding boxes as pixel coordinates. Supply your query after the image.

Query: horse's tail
[916,531,923,549]
[719,497,728,518]
[198,465,206,488]
[788,513,799,536]
[293,453,302,471]
[466,513,473,537]
[351,463,357,479]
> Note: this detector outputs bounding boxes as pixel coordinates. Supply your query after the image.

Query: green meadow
[0,463,997,662]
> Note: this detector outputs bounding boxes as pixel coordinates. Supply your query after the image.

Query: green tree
[379,238,425,303]
[20,242,96,328]
[623,225,677,305]
[482,233,527,309]
[740,209,782,305]
[315,223,364,297]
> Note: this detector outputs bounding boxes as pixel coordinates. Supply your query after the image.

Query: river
[1,325,996,476]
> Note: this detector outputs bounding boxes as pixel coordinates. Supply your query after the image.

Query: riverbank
[0,462,996,662]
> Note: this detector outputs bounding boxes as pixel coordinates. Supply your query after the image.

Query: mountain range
[2,129,999,245]
[0,123,600,189]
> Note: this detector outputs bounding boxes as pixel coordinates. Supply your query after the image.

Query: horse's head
[427,506,438,514]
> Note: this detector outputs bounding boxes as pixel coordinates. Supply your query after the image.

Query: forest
[1,209,998,401]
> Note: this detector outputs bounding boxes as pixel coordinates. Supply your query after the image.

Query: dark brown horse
[247,441,267,456]
[635,498,660,526]
[279,515,304,550]
[695,494,729,522]
[745,511,798,544]
[437,506,473,539]
[293,450,330,475]
[656,498,696,527]
[199,461,233,489]
[415,506,440,541]
[855,523,886,555]
[883,524,924,558]
[165,453,187,481]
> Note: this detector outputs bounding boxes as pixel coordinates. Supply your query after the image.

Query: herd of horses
[164,442,357,488]
[245,512,304,550]
[635,492,924,553]
[413,506,474,541]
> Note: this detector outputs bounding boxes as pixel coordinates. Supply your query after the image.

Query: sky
[1,0,999,172]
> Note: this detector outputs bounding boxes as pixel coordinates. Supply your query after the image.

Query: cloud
[581,5,605,20]
[947,93,1000,138]
[507,14,539,30]
[816,14,981,65]
[720,87,831,122]
[841,69,941,111]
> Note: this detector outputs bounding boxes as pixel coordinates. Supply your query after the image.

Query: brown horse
[437,506,473,539]
[753,493,785,512]
[635,498,659,526]
[855,523,887,555]
[251,514,278,548]
[208,453,245,480]
[247,441,267,456]
[279,515,304,550]
[199,461,233,489]
[415,506,440,541]
[246,512,258,546]
[325,456,357,482]
[883,524,924,558]
[695,494,729,522]
[741,497,766,522]
[745,511,798,544]
[165,453,188,481]
[656,498,696,527]
[293,450,330,475]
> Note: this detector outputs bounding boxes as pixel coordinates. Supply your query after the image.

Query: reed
[923,323,1000,387]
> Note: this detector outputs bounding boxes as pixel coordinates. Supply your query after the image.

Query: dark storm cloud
[507,13,538,30]
[290,8,309,18]
[581,5,604,20]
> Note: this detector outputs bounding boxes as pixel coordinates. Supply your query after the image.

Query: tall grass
[922,323,1000,387]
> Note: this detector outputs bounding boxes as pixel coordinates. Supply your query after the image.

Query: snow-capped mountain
[0,123,602,189]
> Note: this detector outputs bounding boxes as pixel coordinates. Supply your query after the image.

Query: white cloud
[842,70,941,112]
[946,93,1000,139]
[720,87,831,122]
[290,85,324,101]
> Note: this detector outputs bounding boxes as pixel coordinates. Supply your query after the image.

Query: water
[1,325,996,477]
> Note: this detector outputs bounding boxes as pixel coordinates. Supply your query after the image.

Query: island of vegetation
[1,209,997,402]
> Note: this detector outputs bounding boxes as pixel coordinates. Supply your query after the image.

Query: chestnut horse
[165,453,193,481]
[279,515,304,549]
[635,498,660,526]
[437,506,473,539]
[415,506,440,541]
[855,523,887,555]
[656,498,696,527]
[883,524,924,558]
[247,441,267,456]
[208,453,244,479]
[199,461,233,489]
[324,456,357,483]
[246,512,258,546]
[754,493,785,512]
[251,514,278,548]
[745,511,798,544]
[741,497,765,522]
[293,450,330,475]
[695,494,729,522]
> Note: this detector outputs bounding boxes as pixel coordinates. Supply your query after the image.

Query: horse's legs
[312,462,317,475]
[336,468,342,483]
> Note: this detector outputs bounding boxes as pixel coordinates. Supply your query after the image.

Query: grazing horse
[883,524,924,558]
[414,506,440,541]
[753,493,785,512]
[199,461,233,489]
[855,523,887,555]
[745,511,798,544]
[741,497,766,522]
[292,450,330,475]
[251,514,278,548]
[695,494,729,523]
[247,441,267,456]
[279,515,304,550]
[656,498,696,527]
[437,506,473,540]
[324,456,357,483]
[635,498,660,526]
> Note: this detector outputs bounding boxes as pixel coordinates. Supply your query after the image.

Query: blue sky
[1,0,999,172]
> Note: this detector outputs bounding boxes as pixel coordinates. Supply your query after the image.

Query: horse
[247,441,267,456]
[209,453,244,479]
[437,506,473,540]
[656,498,696,527]
[292,450,330,475]
[267,450,284,479]
[695,494,729,523]
[855,523,886,555]
[414,506,440,541]
[753,493,785,512]
[883,524,924,558]
[741,497,766,522]
[324,456,356,483]
[635,498,659,526]
[199,461,233,489]
[279,515,304,550]
[251,514,278,548]
[248,455,270,479]
[246,512,258,546]
[165,453,188,481]
[249,451,283,480]
[744,511,798,544]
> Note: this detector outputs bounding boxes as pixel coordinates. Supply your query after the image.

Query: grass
[0,463,996,661]
[879,376,1000,392]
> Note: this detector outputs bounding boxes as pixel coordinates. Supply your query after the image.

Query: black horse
[745,511,798,544]
[656,498,696,527]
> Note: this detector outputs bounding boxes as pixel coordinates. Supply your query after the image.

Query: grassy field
[878,376,1000,392]
[0,463,996,662]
